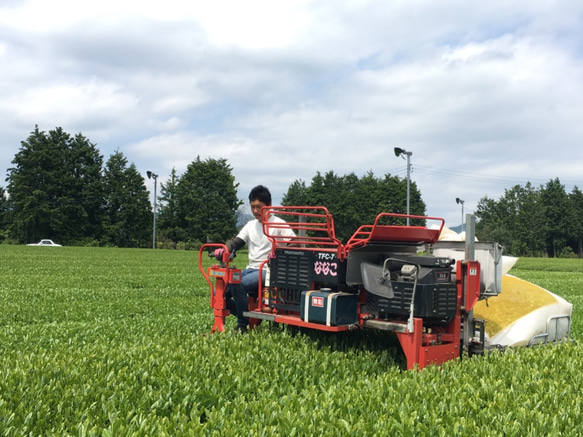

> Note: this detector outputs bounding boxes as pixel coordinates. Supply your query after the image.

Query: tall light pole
[147,171,158,249]
[394,147,413,225]
[456,197,465,229]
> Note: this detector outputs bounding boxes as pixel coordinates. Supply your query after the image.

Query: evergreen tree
[569,186,583,257]
[156,168,184,245]
[102,151,151,248]
[67,133,106,243]
[281,179,309,206]
[512,183,547,257]
[6,126,104,244]
[174,157,241,243]
[475,196,511,248]
[541,178,572,257]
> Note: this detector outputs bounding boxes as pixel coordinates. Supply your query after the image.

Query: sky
[1,0,582,228]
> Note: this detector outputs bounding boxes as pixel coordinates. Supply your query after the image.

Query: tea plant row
[0,246,581,435]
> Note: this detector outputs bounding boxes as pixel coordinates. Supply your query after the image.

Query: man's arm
[226,237,245,252]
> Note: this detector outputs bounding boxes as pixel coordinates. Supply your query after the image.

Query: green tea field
[1,246,582,435]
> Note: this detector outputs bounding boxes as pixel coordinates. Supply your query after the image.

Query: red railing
[261,208,445,261]
[344,213,444,253]
[261,206,343,254]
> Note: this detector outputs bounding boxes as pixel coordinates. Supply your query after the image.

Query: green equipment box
[300,289,358,326]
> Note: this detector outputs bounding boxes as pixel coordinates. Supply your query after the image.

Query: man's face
[250,199,267,222]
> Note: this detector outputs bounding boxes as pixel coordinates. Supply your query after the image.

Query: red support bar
[395,316,462,370]
[245,312,352,332]
[394,318,423,369]
[199,243,241,333]
[460,260,481,312]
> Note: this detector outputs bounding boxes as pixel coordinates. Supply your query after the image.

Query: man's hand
[214,248,225,259]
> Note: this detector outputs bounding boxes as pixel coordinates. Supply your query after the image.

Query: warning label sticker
[312,296,324,308]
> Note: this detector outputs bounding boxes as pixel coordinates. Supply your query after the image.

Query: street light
[147,171,158,249]
[394,147,413,225]
[456,197,465,229]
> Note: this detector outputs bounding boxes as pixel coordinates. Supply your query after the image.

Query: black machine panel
[268,247,457,325]
[363,281,458,325]
[268,249,347,311]
[362,256,458,325]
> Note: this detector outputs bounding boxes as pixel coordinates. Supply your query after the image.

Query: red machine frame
[198,207,482,370]
[198,244,262,333]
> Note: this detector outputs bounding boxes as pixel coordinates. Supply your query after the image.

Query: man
[217,185,295,333]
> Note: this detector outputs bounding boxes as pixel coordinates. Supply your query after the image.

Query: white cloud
[1,0,583,227]
[189,0,311,49]
[9,80,137,124]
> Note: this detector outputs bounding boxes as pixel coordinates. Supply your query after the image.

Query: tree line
[3,126,152,247]
[0,126,243,248]
[2,126,580,257]
[1,127,426,248]
[475,179,583,258]
[282,171,425,242]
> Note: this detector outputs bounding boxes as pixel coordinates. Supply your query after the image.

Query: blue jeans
[226,268,262,328]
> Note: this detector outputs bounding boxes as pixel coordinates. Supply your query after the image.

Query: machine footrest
[244,311,351,332]
[242,311,276,322]
[363,319,409,333]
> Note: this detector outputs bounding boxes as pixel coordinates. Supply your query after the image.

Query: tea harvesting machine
[199,206,502,370]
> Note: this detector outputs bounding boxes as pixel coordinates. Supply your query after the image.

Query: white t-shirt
[237,215,295,269]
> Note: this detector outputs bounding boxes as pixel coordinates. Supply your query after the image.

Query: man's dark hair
[249,185,272,206]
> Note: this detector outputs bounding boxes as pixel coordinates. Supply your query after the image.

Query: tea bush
[0,246,581,435]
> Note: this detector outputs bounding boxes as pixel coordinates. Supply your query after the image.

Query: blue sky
[1,0,582,227]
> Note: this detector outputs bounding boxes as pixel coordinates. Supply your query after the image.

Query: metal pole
[147,171,158,249]
[462,214,476,355]
[393,147,413,225]
[465,214,475,261]
[456,198,465,230]
[406,153,410,226]
[153,176,157,249]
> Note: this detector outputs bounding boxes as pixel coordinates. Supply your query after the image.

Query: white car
[27,239,62,247]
